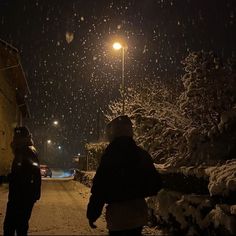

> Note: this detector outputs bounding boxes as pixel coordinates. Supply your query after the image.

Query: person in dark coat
[3,127,41,236]
[87,115,162,236]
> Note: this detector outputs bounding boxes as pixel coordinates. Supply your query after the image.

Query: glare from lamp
[113,42,122,50]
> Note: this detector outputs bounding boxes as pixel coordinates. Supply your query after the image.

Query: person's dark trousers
[4,201,34,236]
[109,227,143,236]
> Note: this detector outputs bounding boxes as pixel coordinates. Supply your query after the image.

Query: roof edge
[0,39,30,95]
[0,38,19,53]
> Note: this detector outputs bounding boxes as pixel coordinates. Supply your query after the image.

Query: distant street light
[44,121,59,160]
[113,41,125,115]
[47,139,52,144]
[43,119,67,161]
[53,120,59,126]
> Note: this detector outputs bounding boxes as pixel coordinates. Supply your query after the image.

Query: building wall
[0,69,19,176]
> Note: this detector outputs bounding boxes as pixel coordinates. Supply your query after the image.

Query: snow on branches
[106,80,190,164]
[105,51,236,167]
[179,51,236,134]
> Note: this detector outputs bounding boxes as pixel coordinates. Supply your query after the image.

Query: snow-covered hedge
[74,170,95,188]
[206,160,236,197]
[147,189,236,236]
[148,161,236,235]
[157,159,236,197]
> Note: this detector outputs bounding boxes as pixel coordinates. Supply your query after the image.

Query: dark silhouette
[3,127,41,236]
[87,115,162,235]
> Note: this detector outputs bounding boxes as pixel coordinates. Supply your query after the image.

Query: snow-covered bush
[206,159,236,197]
[146,161,236,235]
[147,189,236,236]
[74,170,95,187]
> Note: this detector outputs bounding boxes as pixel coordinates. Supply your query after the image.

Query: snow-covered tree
[177,52,236,164]
[105,52,236,167]
[106,80,190,164]
[179,51,236,134]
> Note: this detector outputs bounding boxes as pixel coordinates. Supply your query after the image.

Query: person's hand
[89,219,97,229]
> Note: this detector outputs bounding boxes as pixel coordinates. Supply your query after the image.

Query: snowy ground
[0,178,164,235]
[0,179,107,235]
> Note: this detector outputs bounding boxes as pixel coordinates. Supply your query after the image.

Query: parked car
[40,165,52,178]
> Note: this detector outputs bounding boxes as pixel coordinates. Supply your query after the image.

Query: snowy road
[0,179,107,235]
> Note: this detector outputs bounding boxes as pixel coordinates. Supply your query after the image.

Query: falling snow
[0,0,235,160]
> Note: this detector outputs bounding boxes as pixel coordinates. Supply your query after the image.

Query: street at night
[0,0,235,235]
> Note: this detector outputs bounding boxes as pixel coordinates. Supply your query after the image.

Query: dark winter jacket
[87,136,162,222]
[8,146,41,203]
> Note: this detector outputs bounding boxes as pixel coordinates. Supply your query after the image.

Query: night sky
[0,0,235,158]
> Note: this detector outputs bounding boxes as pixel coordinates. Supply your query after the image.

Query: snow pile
[206,159,236,196]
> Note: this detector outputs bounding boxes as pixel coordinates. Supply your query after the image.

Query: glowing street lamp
[53,120,59,126]
[113,41,125,115]
[113,42,122,50]
[47,139,52,144]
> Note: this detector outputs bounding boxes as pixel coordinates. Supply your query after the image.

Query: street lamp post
[45,139,52,162]
[121,46,125,115]
[113,42,125,115]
